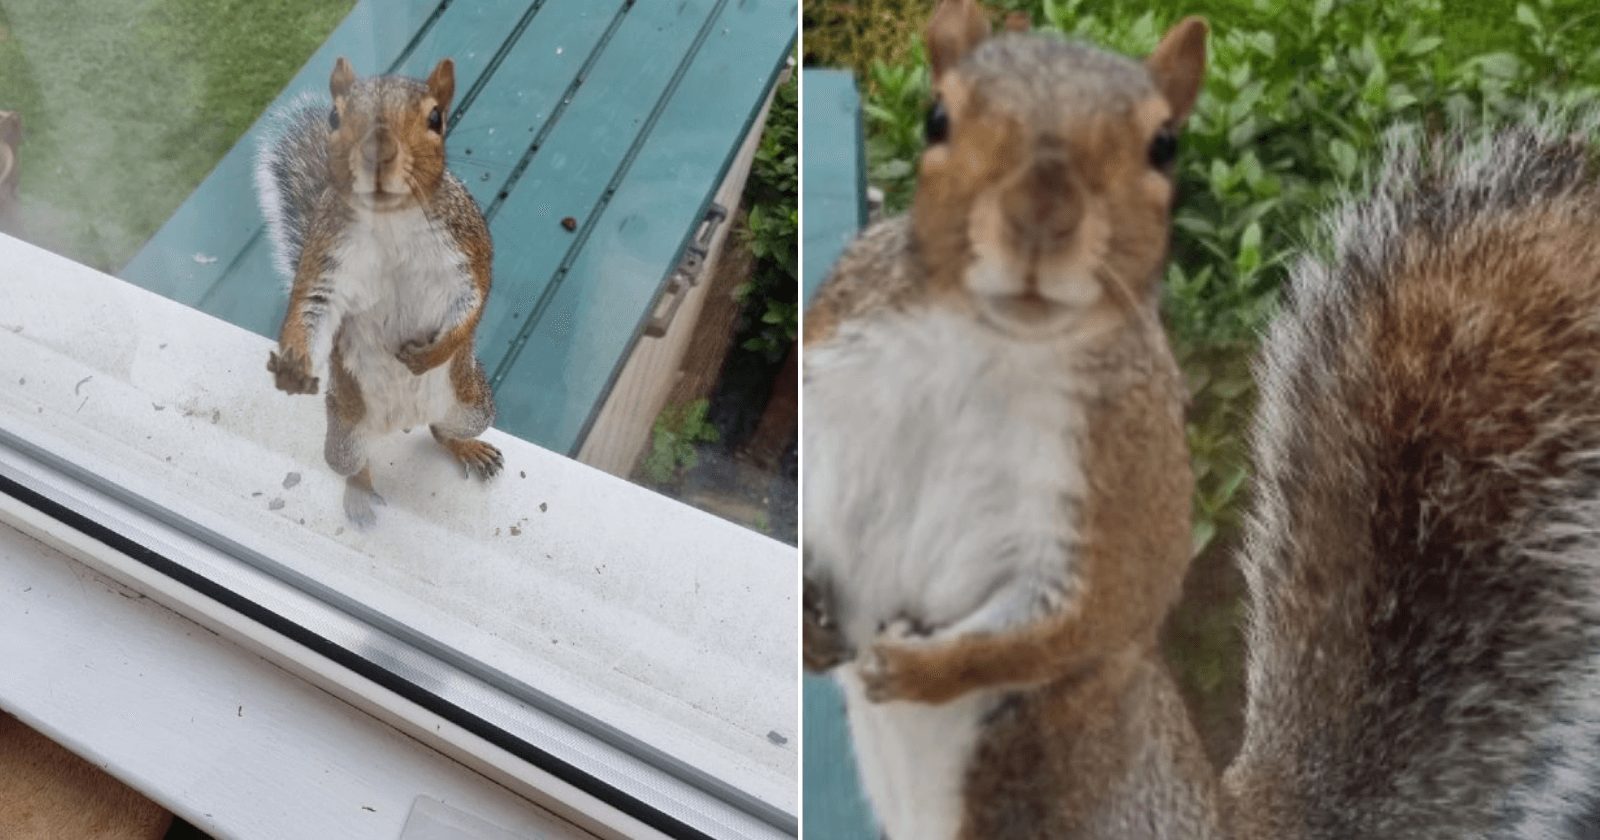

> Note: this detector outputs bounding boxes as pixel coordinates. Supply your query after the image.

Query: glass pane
[0,1,799,836]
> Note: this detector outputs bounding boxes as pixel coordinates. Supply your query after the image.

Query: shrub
[843,0,1600,554]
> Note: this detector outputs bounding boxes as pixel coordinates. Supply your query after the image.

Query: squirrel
[807,2,1600,838]
[255,57,503,527]
[803,1,1215,837]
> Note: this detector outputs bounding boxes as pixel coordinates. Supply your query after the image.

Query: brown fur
[0,714,172,840]
[1224,141,1600,837]
[267,57,501,494]
[803,5,1215,836]
[856,322,1193,705]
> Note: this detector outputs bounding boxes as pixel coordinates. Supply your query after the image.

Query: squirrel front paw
[266,347,320,395]
[396,338,437,375]
[859,618,959,704]
[804,579,852,672]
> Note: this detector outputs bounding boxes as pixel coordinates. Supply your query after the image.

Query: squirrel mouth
[982,291,1069,326]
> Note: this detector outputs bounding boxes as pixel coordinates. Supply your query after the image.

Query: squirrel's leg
[324,357,384,528]
[429,352,503,480]
[859,569,1095,704]
[270,236,348,395]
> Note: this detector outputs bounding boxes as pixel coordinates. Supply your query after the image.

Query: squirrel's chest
[333,208,472,331]
[803,310,1094,640]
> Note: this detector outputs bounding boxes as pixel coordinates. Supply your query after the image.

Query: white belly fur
[804,307,1094,839]
[319,206,476,434]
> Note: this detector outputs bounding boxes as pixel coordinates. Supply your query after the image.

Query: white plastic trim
[0,233,797,836]
[0,509,607,840]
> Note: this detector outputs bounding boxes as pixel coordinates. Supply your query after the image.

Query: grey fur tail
[1225,114,1600,840]
[254,92,332,285]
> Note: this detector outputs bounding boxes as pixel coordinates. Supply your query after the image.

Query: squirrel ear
[330,57,356,100]
[1146,17,1208,125]
[427,58,456,116]
[927,0,991,82]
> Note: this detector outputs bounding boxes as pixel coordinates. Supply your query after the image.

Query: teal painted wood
[117,0,793,457]
[118,0,443,304]
[194,0,582,336]
[472,0,728,382]
[799,69,866,302]
[484,0,798,453]
[799,69,878,840]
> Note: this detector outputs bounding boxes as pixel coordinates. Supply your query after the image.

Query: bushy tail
[1225,116,1600,839]
[254,92,331,285]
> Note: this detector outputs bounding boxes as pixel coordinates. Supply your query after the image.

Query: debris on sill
[268,498,285,511]
[74,375,91,395]
[282,471,302,490]
[767,730,788,746]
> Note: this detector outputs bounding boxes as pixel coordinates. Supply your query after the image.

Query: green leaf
[1515,3,1543,32]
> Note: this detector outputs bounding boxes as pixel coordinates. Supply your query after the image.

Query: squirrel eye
[328,107,340,131]
[1148,124,1178,170]
[427,107,442,134]
[924,99,949,146]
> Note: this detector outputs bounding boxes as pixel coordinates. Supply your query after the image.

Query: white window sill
[0,233,796,837]
[0,515,604,839]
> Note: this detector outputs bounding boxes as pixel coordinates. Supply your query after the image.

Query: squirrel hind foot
[438,437,503,480]
[342,476,386,529]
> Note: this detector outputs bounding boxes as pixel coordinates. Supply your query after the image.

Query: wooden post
[0,111,19,235]
[0,713,172,839]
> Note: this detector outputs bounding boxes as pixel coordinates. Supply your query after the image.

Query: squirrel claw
[804,579,852,672]
[267,349,320,395]
[444,438,503,480]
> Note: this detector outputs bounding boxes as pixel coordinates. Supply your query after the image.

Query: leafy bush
[737,71,800,362]
[643,399,722,486]
[843,0,1600,555]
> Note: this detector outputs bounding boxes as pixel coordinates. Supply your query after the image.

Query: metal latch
[644,202,728,338]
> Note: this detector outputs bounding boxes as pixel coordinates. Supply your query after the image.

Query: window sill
[0,232,796,837]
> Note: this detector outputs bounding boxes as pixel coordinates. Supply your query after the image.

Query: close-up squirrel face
[912,1,1206,339]
[325,56,455,210]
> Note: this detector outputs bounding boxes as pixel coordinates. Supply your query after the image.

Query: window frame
[0,233,798,839]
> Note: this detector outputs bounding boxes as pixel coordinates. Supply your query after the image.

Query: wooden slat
[575,71,782,476]
[798,68,878,840]
[193,0,547,336]
[472,0,726,382]
[118,0,443,303]
[487,0,798,454]
[800,69,865,302]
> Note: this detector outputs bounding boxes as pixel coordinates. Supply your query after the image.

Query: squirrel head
[912,0,1206,339]
[324,57,455,211]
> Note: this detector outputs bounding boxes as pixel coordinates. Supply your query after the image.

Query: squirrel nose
[1001,154,1083,248]
[361,128,399,168]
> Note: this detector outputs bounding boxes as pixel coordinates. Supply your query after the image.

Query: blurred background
[801,0,1600,834]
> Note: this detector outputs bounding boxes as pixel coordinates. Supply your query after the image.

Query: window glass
[0,1,798,836]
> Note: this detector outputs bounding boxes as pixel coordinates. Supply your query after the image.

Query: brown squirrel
[806,3,1600,838]
[803,1,1216,836]
[255,57,502,527]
